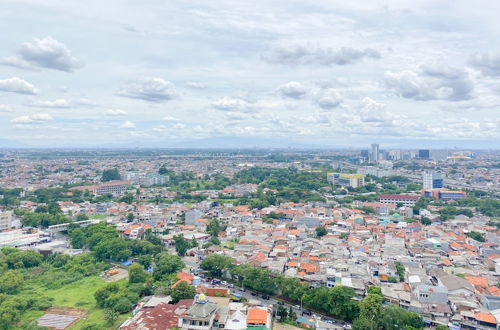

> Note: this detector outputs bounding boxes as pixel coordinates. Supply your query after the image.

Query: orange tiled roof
[465,275,489,288]
[475,312,496,324]
[247,308,268,324]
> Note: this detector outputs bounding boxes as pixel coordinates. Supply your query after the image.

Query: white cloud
[11,113,53,124]
[29,99,71,108]
[358,97,396,123]
[0,105,13,113]
[1,36,83,72]
[119,121,136,129]
[212,96,252,112]
[118,78,178,102]
[384,65,474,101]
[186,81,207,89]
[469,51,500,76]
[277,81,309,99]
[104,109,128,116]
[264,46,381,66]
[162,115,179,121]
[152,124,168,132]
[173,123,186,129]
[0,56,38,71]
[0,77,39,95]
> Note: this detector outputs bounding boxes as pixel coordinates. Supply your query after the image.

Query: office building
[0,211,13,231]
[370,143,380,163]
[360,150,369,160]
[418,149,430,159]
[422,189,467,201]
[379,194,419,207]
[423,171,443,189]
[328,173,366,188]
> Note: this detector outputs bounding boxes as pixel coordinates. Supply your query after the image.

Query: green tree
[126,213,134,222]
[435,326,449,330]
[75,213,89,221]
[138,255,153,269]
[101,168,121,182]
[191,237,199,248]
[170,281,195,303]
[93,237,131,261]
[104,308,119,326]
[315,226,327,237]
[367,286,382,296]
[69,227,87,249]
[465,231,485,242]
[200,254,234,277]
[0,270,24,294]
[120,194,134,204]
[379,304,424,330]
[277,305,288,321]
[173,234,190,256]
[129,263,148,284]
[153,253,184,281]
[206,219,221,236]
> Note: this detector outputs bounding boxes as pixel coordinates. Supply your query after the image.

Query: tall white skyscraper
[370,143,380,163]
[423,171,443,189]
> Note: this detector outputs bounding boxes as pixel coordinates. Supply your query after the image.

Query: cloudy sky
[1,0,500,148]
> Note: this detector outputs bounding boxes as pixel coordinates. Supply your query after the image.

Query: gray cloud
[0,77,39,95]
[277,81,309,99]
[118,78,178,102]
[384,65,474,101]
[469,51,500,76]
[264,46,381,66]
[1,36,83,72]
[316,88,342,109]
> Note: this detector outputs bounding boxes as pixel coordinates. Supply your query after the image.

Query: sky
[1,0,500,148]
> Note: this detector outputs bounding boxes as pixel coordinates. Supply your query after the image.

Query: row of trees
[200,254,423,328]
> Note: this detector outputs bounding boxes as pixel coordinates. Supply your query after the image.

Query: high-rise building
[360,150,369,159]
[370,143,379,163]
[418,149,430,159]
[423,171,443,189]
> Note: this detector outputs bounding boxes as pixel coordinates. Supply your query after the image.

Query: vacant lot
[22,276,130,329]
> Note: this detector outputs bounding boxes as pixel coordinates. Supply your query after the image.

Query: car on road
[262,294,270,300]
[251,292,257,296]
[301,310,312,316]
[294,305,301,310]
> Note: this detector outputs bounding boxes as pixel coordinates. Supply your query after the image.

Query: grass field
[22,276,130,329]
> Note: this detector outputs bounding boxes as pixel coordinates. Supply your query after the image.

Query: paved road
[182,256,351,328]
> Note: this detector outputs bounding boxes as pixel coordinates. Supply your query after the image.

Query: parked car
[251,292,257,296]
[302,310,312,316]
[262,295,270,300]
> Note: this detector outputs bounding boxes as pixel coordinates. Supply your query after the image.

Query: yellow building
[327,173,366,188]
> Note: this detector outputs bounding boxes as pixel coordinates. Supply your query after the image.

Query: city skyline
[1,1,500,148]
